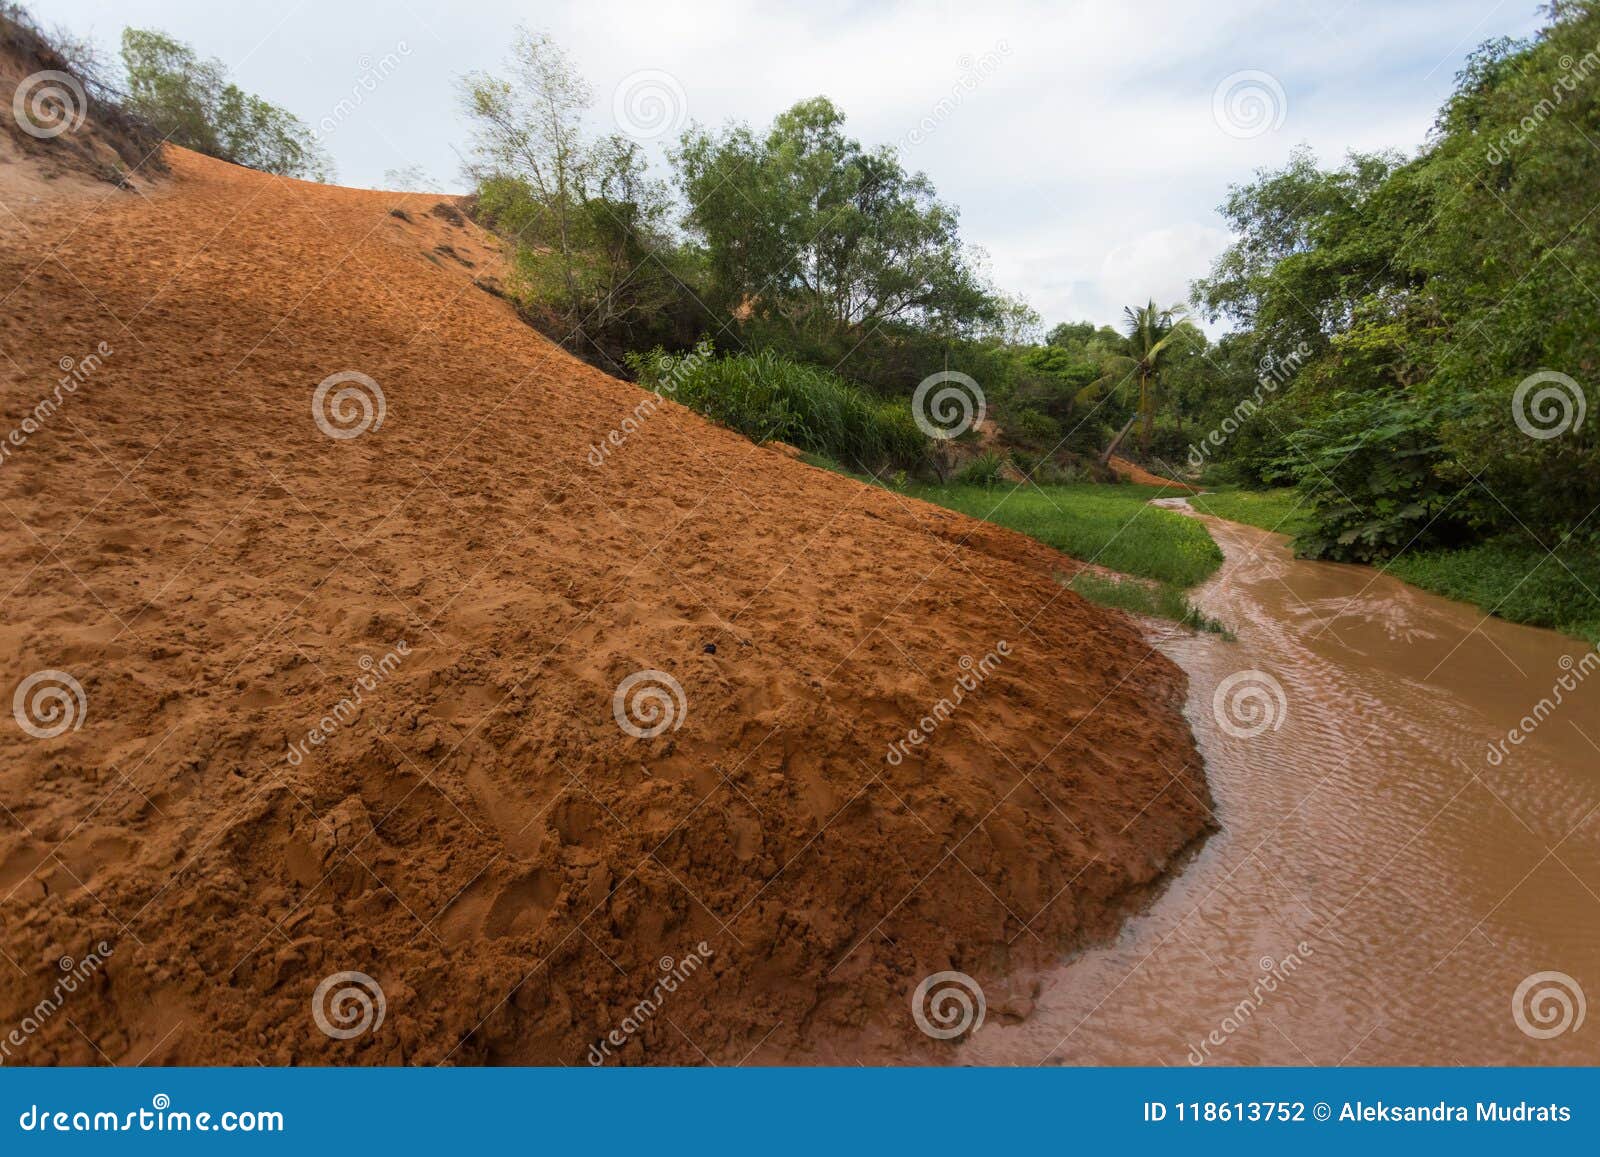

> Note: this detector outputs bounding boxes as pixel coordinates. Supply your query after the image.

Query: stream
[965,501,1600,1065]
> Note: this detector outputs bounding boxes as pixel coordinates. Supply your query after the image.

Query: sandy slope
[0,145,1211,1065]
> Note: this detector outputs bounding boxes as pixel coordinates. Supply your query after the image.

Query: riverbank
[1190,488,1600,646]
[961,505,1600,1065]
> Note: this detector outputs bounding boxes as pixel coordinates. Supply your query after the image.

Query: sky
[39,0,1546,331]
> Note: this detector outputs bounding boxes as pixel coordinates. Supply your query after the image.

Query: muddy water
[965,503,1600,1066]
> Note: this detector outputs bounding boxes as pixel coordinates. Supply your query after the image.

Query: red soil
[1108,455,1200,493]
[0,145,1211,1064]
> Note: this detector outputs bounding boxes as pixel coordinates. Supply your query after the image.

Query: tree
[460,29,694,360]
[459,30,592,316]
[672,97,1009,340]
[1080,301,1201,461]
[120,28,331,180]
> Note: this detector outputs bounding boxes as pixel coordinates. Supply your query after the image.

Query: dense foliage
[627,344,927,472]
[1193,0,1600,569]
[120,28,331,180]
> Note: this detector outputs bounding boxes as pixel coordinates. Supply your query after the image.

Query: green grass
[796,456,1230,632]
[1188,487,1315,537]
[901,481,1223,588]
[1386,539,1600,645]
[1065,572,1232,637]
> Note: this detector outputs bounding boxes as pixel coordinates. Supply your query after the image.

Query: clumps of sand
[0,141,1211,1065]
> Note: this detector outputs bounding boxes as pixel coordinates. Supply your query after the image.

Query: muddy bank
[0,145,1210,1064]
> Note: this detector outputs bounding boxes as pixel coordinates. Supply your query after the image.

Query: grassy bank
[1194,488,1600,644]
[1386,540,1600,645]
[901,482,1223,587]
[1065,572,1231,637]
[1187,488,1314,537]
[802,463,1228,632]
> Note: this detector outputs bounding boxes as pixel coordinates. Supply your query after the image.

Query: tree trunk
[1138,372,1155,452]
[1100,413,1138,466]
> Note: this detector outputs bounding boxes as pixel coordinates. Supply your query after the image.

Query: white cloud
[44,0,1544,330]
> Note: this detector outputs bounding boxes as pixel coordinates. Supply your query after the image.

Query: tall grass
[627,344,927,472]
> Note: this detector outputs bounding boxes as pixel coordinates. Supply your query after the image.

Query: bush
[1010,407,1062,447]
[953,451,1005,486]
[627,344,928,472]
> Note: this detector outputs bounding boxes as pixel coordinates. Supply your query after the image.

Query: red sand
[0,140,1211,1063]
[1108,455,1200,493]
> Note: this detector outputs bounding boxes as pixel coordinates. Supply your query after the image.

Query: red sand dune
[0,140,1211,1063]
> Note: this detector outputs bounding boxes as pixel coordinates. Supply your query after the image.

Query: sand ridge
[0,147,1211,1064]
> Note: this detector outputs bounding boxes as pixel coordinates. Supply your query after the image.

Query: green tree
[1081,301,1200,461]
[120,28,331,180]
[672,96,1010,340]
[460,29,695,360]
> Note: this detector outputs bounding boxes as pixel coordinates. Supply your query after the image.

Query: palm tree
[1079,300,1198,463]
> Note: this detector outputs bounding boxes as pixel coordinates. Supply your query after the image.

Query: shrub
[953,451,1005,486]
[1010,407,1062,447]
[626,344,928,472]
